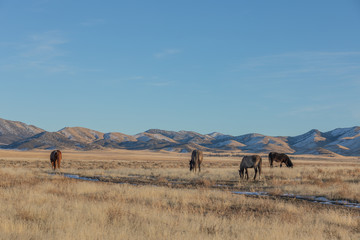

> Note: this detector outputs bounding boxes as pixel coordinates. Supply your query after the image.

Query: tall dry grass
[0,149,359,239]
[0,167,359,240]
[60,164,360,202]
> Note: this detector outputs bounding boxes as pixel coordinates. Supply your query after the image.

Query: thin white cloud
[0,30,73,74]
[234,51,360,83]
[154,49,181,59]
[22,31,68,59]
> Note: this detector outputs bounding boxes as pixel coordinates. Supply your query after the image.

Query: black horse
[268,152,293,168]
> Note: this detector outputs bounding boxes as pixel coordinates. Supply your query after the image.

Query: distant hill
[0,118,45,145]
[0,117,359,156]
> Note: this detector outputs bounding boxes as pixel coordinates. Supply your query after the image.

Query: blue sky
[1,0,359,136]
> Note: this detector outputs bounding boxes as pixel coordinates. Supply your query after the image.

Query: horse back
[50,150,62,161]
[269,152,284,161]
[240,155,261,168]
[191,150,203,164]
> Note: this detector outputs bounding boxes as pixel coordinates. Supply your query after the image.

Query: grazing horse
[189,150,203,173]
[50,150,62,170]
[239,155,262,180]
[268,152,293,168]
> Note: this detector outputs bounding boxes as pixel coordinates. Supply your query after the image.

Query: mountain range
[0,117,359,156]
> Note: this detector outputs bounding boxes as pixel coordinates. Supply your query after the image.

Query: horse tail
[57,150,62,169]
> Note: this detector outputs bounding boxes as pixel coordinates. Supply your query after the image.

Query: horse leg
[245,168,249,180]
[239,169,244,179]
[57,159,61,169]
[270,160,273,168]
[258,166,261,180]
[254,168,257,180]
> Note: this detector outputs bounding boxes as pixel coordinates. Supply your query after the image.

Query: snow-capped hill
[234,133,265,144]
[234,134,293,153]
[0,118,45,145]
[175,130,213,143]
[103,132,137,142]
[58,127,104,143]
[1,117,360,156]
[211,140,245,149]
[290,129,326,148]
[135,133,152,142]
[6,131,100,150]
[326,127,358,138]
[135,132,177,143]
[206,132,231,140]
[146,129,213,144]
[324,127,360,155]
[146,129,181,139]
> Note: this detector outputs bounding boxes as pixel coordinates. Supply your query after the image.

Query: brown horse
[50,150,62,170]
[268,152,293,168]
[189,150,203,173]
[239,155,262,180]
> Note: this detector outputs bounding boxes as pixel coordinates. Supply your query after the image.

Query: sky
[1,0,360,136]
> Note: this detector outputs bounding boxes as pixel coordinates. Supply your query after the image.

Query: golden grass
[0,149,359,239]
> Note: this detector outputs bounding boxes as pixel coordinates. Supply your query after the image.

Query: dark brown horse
[50,150,62,170]
[239,155,262,180]
[189,150,203,173]
[268,152,293,168]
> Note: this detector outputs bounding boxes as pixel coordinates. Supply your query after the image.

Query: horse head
[189,159,195,171]
[285,157,293,168]
[238,168,244,179]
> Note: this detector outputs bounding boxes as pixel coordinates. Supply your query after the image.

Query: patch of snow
[75,143,84,148]
[152,134,172,141]
[328,127,354,137]
[90,131,100,139]
[61,130,74,140]
[103,133,113,140]
[63,174,99,182]
[293,131,326,148]
[135,133,174,142]
[136,134,152,142]
[207,132,229,140]
[244,136,264,145]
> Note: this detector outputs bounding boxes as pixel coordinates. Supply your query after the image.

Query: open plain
[0,149,359,240]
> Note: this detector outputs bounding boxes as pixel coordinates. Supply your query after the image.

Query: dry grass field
[0,149,359,240]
